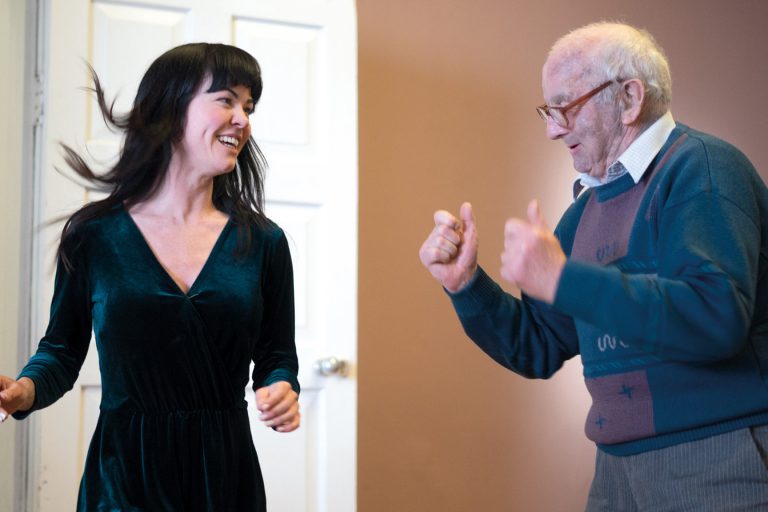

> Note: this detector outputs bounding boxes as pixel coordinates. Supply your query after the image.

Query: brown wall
[358,1,768,511]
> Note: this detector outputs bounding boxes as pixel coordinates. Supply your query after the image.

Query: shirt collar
[574,111,676,194]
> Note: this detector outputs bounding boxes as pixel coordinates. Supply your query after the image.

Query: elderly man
[419,22,768,510]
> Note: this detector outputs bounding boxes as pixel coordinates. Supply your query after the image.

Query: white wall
[0,0,28,511]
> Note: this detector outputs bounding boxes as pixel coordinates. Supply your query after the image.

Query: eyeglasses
[536,80,617,128]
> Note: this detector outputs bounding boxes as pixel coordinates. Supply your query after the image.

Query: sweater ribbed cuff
[447,266,504,317]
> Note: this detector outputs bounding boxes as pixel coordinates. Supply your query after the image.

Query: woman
[0,43,300,511]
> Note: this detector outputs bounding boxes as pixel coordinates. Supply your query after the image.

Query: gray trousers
[586,426,768,511]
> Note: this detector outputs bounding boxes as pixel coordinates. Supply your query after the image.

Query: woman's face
[174,76,254,177]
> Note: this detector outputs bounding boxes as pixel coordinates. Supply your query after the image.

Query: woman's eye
[218,97,233,106]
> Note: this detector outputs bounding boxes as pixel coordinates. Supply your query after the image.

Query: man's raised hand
[419,202,479,293]
[500,199,566,303]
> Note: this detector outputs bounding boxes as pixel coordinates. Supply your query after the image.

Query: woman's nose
[232,106,249,127]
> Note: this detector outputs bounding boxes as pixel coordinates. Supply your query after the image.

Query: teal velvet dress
[15,206,299,511]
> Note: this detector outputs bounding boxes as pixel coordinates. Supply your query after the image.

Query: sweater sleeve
[14,246,93,419]
[554,136,765,363]
[449,266,580,379]
[251,229,300,394]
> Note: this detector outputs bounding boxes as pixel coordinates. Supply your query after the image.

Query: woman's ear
[620,79,645,125]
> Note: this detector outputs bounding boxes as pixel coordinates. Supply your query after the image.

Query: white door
[29,1,357,511]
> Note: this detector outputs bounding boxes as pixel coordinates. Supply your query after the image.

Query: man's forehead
[542,60,588,103]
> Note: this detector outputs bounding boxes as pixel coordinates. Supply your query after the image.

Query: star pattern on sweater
[595,415,607,430]
[619,384,635,400]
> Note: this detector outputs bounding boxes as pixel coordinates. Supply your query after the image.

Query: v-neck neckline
[121,205,232,297]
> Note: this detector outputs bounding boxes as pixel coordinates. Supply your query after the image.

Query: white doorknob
[314,356,348,377]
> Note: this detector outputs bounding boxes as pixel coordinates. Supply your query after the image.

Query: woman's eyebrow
[224,87,254,104]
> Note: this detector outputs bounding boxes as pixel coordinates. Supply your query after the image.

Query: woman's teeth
[218,135,239,148]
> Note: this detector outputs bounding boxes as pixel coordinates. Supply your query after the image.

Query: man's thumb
[527,199,547,229]
[460,202,475,234]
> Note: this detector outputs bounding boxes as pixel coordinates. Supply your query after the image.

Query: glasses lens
[552,109,567,127]
[537,106,567,127]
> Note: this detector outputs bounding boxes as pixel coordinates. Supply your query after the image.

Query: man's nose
[545,116,569,140]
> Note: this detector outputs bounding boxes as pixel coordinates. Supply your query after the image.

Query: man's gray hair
[550,22,672,121]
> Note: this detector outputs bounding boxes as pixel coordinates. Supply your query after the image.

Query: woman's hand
[0,376,36,423]
[254,381,300,433]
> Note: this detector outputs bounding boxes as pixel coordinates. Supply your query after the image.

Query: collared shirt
[576,111,676,193]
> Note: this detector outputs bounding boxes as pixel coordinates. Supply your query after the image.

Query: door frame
[14,0,50,511]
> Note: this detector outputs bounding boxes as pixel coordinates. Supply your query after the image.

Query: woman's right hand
[0,376,35,423]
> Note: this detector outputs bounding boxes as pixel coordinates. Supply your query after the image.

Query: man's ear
[620,79,645,125]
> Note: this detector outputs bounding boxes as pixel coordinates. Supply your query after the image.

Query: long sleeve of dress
[14,248,92,419]
[251,230,300,394]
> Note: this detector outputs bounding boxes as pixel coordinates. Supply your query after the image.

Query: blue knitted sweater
[450,124,768,455]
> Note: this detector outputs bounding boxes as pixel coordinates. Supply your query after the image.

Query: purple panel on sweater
[584,370,655,444]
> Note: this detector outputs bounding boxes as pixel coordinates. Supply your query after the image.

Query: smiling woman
[0,43,301,512]
[176,80,255,178]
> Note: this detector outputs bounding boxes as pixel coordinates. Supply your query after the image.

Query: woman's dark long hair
[59,42,268,269]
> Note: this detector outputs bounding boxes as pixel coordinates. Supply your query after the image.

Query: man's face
[541,57,625,179]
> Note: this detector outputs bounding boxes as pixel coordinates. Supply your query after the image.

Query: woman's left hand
[254,381,300,433]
